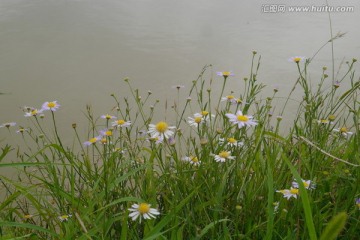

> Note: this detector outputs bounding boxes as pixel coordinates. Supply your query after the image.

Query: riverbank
[1,53,359,239]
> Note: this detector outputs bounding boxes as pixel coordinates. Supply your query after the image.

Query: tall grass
[0,48,359,239]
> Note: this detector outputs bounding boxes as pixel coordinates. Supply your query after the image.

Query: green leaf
[320,212,347,240]
[0,222,58,238]
[0,162,47,168]
[143,187,199,239]
[0,145,12,162]
[281,152,317,240]
[196,219,230,239]
[0,191,21,212]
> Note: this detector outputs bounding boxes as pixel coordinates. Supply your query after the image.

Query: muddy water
[0,0,359,152]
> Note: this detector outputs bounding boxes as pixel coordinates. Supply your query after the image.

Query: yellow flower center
[294,57,301,63]
[105,131,112,136]
[89,138,98,144]
[303,182,309,188]
[47,102,56,108]
[155,121,168,133]
[138,203,150,214]
[227,95,235,99]
[237,115,249,122]
[340,127,348,133]
[60,215,69,220]
[194,117,202,124]
[222,71,231,76]
[227,138,237,144]
[31,109,38,115]
[117,119,125,125]
[201,111,209,116]
[290,188,299,195]
[24,214,33,219]
[190,156,199,163]
[219,151,230,159]
[101,138,107,144]
[105,114,112,119]
[328,115,336,121]
[320,119,328,123]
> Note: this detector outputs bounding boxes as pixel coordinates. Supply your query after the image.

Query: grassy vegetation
[0,49,359,239]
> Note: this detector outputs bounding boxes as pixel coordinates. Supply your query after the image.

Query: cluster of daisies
[83,114,131,146]
[276,179,315,200]
[187,111,213,128]
[24,101,61,117]
[183,109,257,165]
[316,119,354,138]
[2,65,358,228]
[211,110,257,163]
[0,101,60,132]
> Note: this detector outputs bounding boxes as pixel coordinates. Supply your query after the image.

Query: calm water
[1,0,360,143]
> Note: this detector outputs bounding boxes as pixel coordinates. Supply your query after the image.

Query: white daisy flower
[100,137,110,145]
[128,203,160,223]
[58,214,72,222]
[99,129,113,137]
[182,155,201,166]
[219,137,244,147]
[221,95,239,105]
[147,135,164,145]
[24,108,43,117]
[16,127,29,133]
[214,151,235,163]
[101,114,116,120]
[148,121,176,139]
[333,127,353,137]
[199,111,214,120]
[225,110,257,128]
[276,188,299,200]
[216,71,234,78]
[292,179,316,190]
[0,122,16,128]
[41,101,60,112]
[112,119,131,128]
[83,136,101,146]
[317,119,333,124]
[288,56,306,63]
[187,113,204,127]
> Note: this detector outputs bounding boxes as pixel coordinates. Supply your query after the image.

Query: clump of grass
[0,50,359,239]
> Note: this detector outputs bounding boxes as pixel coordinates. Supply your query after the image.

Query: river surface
[1,0,360,145]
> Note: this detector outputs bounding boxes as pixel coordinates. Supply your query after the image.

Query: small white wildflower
[128,203,160,223]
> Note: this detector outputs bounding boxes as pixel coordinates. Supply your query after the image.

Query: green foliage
[320,212,347,240]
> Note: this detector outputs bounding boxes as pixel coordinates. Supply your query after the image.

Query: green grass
[0,47,359,239]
